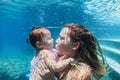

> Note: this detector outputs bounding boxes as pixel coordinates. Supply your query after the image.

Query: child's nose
[55,38,59,44]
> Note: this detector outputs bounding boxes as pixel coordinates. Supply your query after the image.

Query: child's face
[42,31,53,49]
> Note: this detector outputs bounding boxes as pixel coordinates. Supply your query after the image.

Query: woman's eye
[48,37,51,39]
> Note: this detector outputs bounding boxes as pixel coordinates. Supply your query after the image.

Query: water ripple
[84,0,120,25]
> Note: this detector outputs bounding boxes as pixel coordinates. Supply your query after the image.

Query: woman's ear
[72,42,80,50]
[36,41,42,48]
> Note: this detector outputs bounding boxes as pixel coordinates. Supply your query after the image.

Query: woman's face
[56,27,74,56]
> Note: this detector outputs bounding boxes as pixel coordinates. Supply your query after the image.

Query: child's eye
[60,37,64,40]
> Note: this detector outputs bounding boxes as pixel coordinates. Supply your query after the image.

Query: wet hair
[26,26,50,48]
[64,23,107,79]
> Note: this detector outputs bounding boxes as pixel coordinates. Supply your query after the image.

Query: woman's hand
[37,58,51,80]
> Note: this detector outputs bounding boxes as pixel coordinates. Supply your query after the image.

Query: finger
[39,60,46,71]
[40,60,48,70]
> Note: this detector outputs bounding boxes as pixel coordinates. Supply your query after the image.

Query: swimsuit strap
[50,49,59,61]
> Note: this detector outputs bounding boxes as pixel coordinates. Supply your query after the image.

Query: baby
[27,26,73,80]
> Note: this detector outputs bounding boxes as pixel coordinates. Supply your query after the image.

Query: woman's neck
[57,64,71,79]
[57,52,76,78]
[59,52,75,60]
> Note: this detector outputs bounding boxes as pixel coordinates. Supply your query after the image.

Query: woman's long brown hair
[64,23,107,79]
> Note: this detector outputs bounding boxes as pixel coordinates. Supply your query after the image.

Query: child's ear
[36,41,42,48]
[72,42,80,50]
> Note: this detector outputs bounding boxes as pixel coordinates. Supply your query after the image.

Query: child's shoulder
[38,49,52,57]
[41,49,50,52]
[40,48,56,53]
[39,49,50,55]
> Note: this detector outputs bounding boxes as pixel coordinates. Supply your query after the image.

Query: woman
[38,23,106,80]
[55,23,106,80]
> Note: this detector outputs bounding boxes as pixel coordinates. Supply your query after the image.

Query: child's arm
[39,50,74,72]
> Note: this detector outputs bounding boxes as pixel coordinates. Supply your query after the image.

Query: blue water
[0,0,120,80]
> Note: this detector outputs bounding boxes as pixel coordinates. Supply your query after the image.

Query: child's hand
[68,58,74,63]
[70,60,81,66]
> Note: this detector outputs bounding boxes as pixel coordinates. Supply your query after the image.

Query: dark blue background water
[0,0,120,80]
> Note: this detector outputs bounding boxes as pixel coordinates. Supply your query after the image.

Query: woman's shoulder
[67,62,91,80]
[76,63,91,78]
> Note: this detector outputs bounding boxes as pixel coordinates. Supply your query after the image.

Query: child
[26,26,74,80]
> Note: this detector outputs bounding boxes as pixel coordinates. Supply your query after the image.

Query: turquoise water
[0,0,120,80]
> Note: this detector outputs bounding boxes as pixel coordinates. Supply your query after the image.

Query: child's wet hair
[26,26,49,48]
[26,26,42,44]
